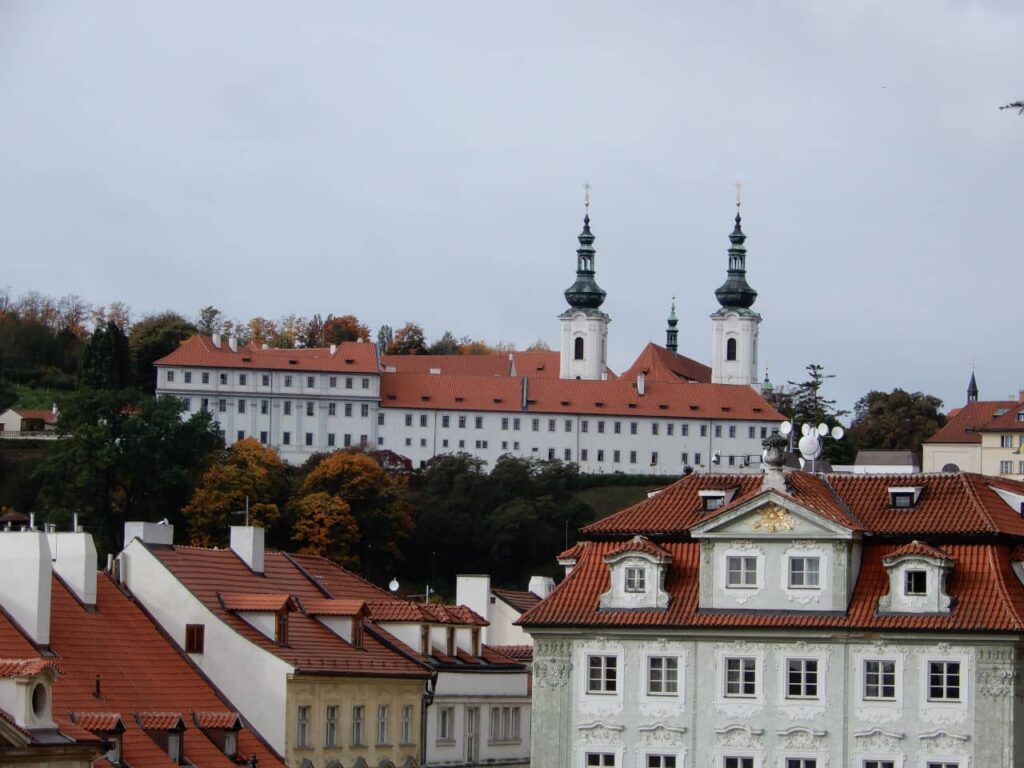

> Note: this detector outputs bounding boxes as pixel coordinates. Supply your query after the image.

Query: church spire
[714,185,758,310]
[967,370,979,403]
[563,184,606,310]
[665,297,678,353]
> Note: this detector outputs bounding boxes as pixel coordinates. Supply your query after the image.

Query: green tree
[196,306,223,336]
[847,389,946,453]
[376,324,393,355]
[387,323,427,355]
[128,312,196,392]
[427,331,460,355]
[183,438,289,547]
[79,321,132,390]
[781,364,854,464]
[300,314,325,348]
[36,391,222,555]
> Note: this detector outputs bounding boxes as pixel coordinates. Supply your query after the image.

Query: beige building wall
[285,676,422,768]
[922,442,981,473]
[980,432,1024,477]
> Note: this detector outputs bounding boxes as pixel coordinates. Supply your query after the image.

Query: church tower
[559,192,610,380]
[711,192,761,386]
[665,298,679,353]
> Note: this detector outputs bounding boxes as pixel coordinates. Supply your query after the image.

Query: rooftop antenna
[229,496,250,527]
[735,180,742,210]
[583,180,591,216]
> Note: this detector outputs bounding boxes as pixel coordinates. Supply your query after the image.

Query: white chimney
[212,333,221,348]
[230,526,264,574]
[528,575,556,599]
[330,344,337,355]
[123,521,175,547]
[228,335,237,352]
[0,531,53,645]
[261,343,269,350]
[637,372,646,396]
[456,575,491,643]
[47,531,98,606]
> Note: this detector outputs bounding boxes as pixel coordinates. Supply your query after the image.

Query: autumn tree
[245,317,278,347]
[458,338,493,355]
[271,314,306,348]
[387,322,427,355]
[427,331,460,355]
[183,438,289,547]
[291,492,360,567]
[296,451,413,580]
[128,312,196,392]
[848,389,946,453]
[323,315,371,344]
[196,306,224,336]
[525,340,552,352]
[301,314,325,348]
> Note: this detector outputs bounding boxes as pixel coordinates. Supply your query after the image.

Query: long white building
[155,205,782,472]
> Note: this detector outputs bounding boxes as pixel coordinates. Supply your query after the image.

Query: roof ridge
[959,472,998,533]
[986,545,1024,631]
[279,552,334,598]
[820,474,865,529]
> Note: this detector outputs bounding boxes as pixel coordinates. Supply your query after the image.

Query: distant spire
[665,297,678,353]
[967,370,979,403]
[761,365,773,394]
[714,186,758,310]
[563,184,606,310]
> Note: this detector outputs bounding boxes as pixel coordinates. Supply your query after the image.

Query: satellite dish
[801,423,812,437]
[388,578,400,593]
[779,421,793,436]
[817,423,828,437]
[831,426,845,440]
[798,433,822,460]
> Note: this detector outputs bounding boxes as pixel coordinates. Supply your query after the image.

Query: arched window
[726,338,737,361]
[574,337,585,360]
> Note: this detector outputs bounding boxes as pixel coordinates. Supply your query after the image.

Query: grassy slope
[572,483,665,522]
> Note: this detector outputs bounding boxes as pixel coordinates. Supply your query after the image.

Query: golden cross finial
[583,180,592,212]
[735,180,742,209]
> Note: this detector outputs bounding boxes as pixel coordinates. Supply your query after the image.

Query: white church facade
[155,202,780,473]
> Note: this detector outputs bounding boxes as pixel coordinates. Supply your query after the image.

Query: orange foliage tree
[323,314,371,344]
[290,492,360,568]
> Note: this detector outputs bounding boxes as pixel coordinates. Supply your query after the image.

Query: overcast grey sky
[1,0,1021,414]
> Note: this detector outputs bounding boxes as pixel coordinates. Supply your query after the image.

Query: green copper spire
[665,297,678,353]
[563,199,607,310]
[714,194,758,310]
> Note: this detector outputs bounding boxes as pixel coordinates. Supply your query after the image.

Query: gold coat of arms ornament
[750,504,796,532]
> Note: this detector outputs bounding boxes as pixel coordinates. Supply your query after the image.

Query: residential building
[154,206,783,473]
[455,575,551,649]
[118,524,531,768]
[922,373,1024,477]
[0,526,283,768]
[520,443,1024,768]
[0,407,57,439]
[832,450,920,475]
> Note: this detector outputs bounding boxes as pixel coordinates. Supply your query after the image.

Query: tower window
[726,338,737,361]
[574,337,585,360]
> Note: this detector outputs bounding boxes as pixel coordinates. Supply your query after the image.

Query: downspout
[421,671,437,767]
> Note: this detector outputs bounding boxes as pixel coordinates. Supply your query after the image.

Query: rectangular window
[726,556,757,587]
[259,431,267,444]
[548,418,556,432]
[441,414,450,428]
[629,450,637,464]
[761,426,767,438]
[748,426,756,439]
[532,418,540,431]
[437,706,455,741]
[651,422,659,436]
[405,414,413,426]
[351,705,365,746]
[284,401,292,416]
[401,704,413,745]
[614,421,621,434]
[261,400,269,414]
[218,399,227,413]
[647,758,677,768]
[864,660,896,699]
[597,420,605,433]
[340,403,350,418]
[681,424,689,436]
[283,431,291,445]
[306,401,314,416]
[630,422,638,435]
[296,706,310,749]
[647,656,678,695]
[327,433,335,447]
[694,452,702,465]
[666,423,674,436]
[236,430,245,441]
[681,452,689,465]
[587,655,617,693]
[548,448,555,460]
[564,448,572,461]
[305,432,313,446]
[306,376,315,388]
[202,372,210,384]
[184,624,204,653]
[1000,460,1014,474]
[725,657,757,697]
[325,705,338,748]
[786,658,819,698]
[261,374,270,386]
[864,762,895,768]
[459,415,467,428]
[167,370,175,382]
[475,416,483,429]
[184,371,192,384]
[419,414,428,427]
[565,419,572,432]
[928,661,961,701]
[789,557,820,588]
[597,449,604,462]
[345,377,353,389]
[501,417,509,430]
[1001,435,1014,448]
[284,375,292,387]
[329,376,337,388]
[625,566,646,592]
[651,451,659,465]
[728,425,737,438]
[377,705,389,745]
[344,434,352,447]
[489,706,520,742]
[513,417,520,430]
[905,570,927,595]
[328,402,336,416]
[700,424,707,437]
[586,755,615,767]
[238,399,246,414]
[362,378,370,389]
[785,760,817,768]
[613,450,621,463]
[581,419,589,433]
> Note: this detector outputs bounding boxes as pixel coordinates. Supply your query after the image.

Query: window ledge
[487,739,523,746]
[435,739,456,746]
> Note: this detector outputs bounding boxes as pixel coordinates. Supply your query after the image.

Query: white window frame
[625,566,647,593]
[784,658,819,700]
[587,654,618,694]
[726,556,758,589]
[787,557,821,589]
[724,657,758,698]
[437,706,455,742]
[646,655,680,696]
[926,660,962,702]
[863,659,897,701]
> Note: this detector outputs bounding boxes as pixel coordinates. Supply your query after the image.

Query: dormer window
[905,570,927,595]
[445,626,455,656]
[888,486,923,508]
[275,612,288,644]
[878,541,954,615]
[624,566,647,592]
[699,488,738,512]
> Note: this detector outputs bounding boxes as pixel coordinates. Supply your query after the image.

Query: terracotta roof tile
[0,658,60,677]
[220,593,293,612]
[135,713,186,731]
[301,598,366,616]
[557,543,585,560]
[192,711,241,730]
[925,400,1020,444]
[72,712,125,732]
[155,335,378,374]
[979,402,1024,432]
[365,601,487,626]
[488,644,533,662]
[619,343,711,384]
[382,351,569,379]
[492,589,541,614]
[605,535,672,561]
[8,409,57,424]
[55,717,107,744]
[884,540,954,561]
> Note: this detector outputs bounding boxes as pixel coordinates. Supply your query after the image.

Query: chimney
[330,344,337,355]
[508,354,516,378]
[261,343,269,350]
[637,372,646,396]
[528,575,555,599]
[0,531,53,645]
[1019,389,1024,402]
[230,526,264,574]
[123,521,175,547]
[455,575,491,643]
[228,335,237,352]
[47,529,98,606]
[212,333,221,348]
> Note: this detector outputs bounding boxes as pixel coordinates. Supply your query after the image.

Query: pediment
[689,492,855,540]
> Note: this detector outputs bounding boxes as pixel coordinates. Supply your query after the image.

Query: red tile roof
[365,601,487,626]
[7,409,57,424]
[42,575,284,768]
[619,343,711,384]
[605,535,672,561]
[135,713,187,731]
[884,540,954,561]
[380,371,782,421]
[148,546,430,679]
[193,712,241,730]
[382,351,567,379]
[925,400,1020,444]
[220,593,293,612]
[155,335,379,374]
[301,598,367,616]
[979,402,1024,432]
[0,658,60,677]
[557,543,585,560]
[492,589,541,614]
[488,644,533,662]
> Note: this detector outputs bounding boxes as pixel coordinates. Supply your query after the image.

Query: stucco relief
[637,723,686,747]
[979,666,1015,699]
[534,658,572,690]
[534,638,572,658]
[854,728,905,753]
[731,539,758,552]
[831,541,847,567]
[777,726,826,751]
[918,730,969,754]
[576,721,623,745]
[715,724,764,749]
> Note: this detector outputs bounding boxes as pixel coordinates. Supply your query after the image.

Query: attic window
[288,359,298,364]
[624,566,647,592]
[494,398,503,404]
[241,356,252,362]
[421,395,430,401]
[689,405,699,411]
[699,488,738,511]
[560,400,570,406]
[753,407,762,413]
[345,359,355,364]
[387,394,396,400]
[455,397,465,403]
[429,368,442,375]
[275,612,289,645]
[995,408,1010,417]
[185,624,205,654]
[1017,412,1024,422]
[721,406,731,412]
[628,403,637,409]
[658,404,668,410]
[595,401,604,407]
[889,486,923,508]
